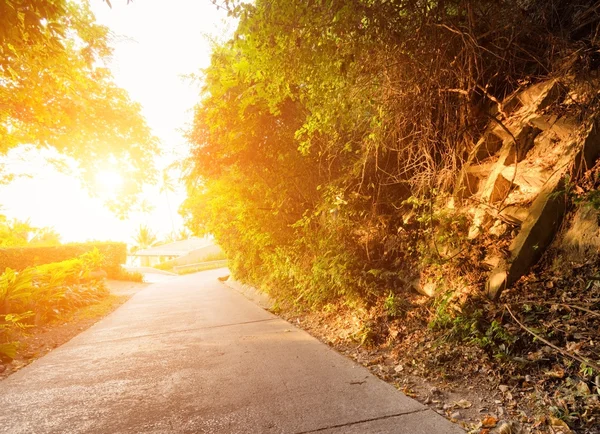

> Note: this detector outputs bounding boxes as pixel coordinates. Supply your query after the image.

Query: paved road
[0,269,463,434]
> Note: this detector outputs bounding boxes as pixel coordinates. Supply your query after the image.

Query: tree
[159,169,176,233]
[0,215,61,247]
[130,224,157,253]
[184,0,600,306]
[0,0,158,213]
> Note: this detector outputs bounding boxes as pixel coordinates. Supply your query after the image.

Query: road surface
[0,269,463,433]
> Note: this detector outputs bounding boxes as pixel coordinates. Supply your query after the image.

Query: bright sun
[95,170,124,194]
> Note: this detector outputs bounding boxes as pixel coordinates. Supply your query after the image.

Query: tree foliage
[0,215,61,247]
[0,0,158,211]
[131,224,157,253]
[184,0,600,306]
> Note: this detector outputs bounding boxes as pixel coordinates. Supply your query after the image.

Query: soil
[278,266,600,434]
[0,280,149,380]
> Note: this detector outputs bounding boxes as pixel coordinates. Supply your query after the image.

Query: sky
[0,0,234,245]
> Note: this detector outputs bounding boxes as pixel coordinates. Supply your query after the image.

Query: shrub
[0,242,126,276]
[109,266,144,283]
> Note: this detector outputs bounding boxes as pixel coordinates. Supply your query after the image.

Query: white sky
[0,0,234,245]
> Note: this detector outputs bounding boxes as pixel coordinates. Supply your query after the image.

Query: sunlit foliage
[184,0,600,306]
[0,0,159,213]
[0,249,108,359]
[0,215,61,247]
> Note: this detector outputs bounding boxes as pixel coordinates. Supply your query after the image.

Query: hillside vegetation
[184,2,600,431]
[185,0,600,304]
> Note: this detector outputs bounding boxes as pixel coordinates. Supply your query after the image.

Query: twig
[507,301,600,317]
[505,305,600,372]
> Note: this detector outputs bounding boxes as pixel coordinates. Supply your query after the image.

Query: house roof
[134,237,212,257]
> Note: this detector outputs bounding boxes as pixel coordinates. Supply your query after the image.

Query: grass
[175,260,229,275]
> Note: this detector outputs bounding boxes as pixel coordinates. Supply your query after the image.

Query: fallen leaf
[544,368,565,378]
[481,416,498,428]
[576,381,591,395]
[549,416,572,433]
[455,399,472,409]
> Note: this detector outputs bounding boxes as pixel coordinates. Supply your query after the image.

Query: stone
[527,112,558,131]
[517,79,564,111]
[474,132,504,162]
[499,385,510,393]
[489,221,509,237]
[514,125,541,162]
[457,162,496,198]
[499,206,529,225]
[450,411,461,420]
[561,206,600,255]
[507,176,567,278]
[573,120,600,174]
[487,174,567,299]
[411,278,437,297]
[486,267,509,300]
[501,166,550,192]
[551,116,578,140]
[490,173,513,203]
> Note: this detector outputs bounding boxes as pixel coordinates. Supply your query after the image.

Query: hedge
[0,242,127,276]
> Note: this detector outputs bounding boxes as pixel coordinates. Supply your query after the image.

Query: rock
[573,120,600,174]
[517,79,564,111]
[411,278,437,297]
[474,132,505,162]
[499,385,510,393]
[450,411,462,420]
[490,173,513,204]
[394,364,404,373]
[486,268,509,300]
[489,221,509,237]
[487,173,567,299]
[524,375,532,383]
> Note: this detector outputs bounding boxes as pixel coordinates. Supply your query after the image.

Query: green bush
[109,266,144,282]
[0,242,126,276]
[0,251,110,359]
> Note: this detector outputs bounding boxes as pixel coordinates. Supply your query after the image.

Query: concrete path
[0,269,463,434]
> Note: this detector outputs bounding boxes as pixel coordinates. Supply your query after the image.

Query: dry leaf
[481,416,498,428]
[549,416,572,433]
[455,399,472,409]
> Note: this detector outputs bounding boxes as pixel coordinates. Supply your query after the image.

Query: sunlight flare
[95,170,124,194]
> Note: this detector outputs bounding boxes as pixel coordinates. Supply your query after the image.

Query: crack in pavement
[67,318,280,347]
[293,408,430,434]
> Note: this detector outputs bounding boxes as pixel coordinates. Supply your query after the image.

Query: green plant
[0,242,126,275]
[0,312,34,360]
[384,291,405,319]
[109,266,144,282]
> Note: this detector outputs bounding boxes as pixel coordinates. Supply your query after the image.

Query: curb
[222,277,274,310]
